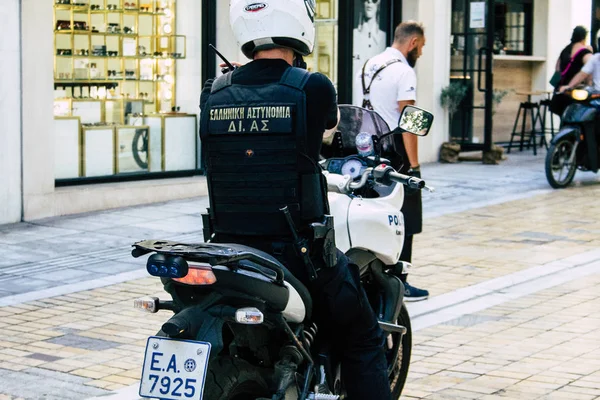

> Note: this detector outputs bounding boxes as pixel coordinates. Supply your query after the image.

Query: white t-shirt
[353,47,417,130]
[581,53,600,91]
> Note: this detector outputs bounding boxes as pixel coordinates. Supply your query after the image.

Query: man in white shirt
[356,21,429,301]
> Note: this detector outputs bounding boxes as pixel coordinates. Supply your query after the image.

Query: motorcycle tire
[203,356,270,400]
[389,304,412,399]
[545,137,577,189]
[155,330,269,400]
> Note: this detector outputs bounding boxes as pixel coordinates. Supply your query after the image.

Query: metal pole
[483,0,495,153]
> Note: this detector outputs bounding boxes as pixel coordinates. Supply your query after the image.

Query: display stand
[54,116,82,179]
[82,126,115,177]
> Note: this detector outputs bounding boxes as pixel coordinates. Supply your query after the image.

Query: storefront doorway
[450,0,496,152]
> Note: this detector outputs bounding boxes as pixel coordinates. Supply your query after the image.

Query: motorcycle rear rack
[132,239,286,285]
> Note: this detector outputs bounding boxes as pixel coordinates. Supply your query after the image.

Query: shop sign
[470,2,486,29]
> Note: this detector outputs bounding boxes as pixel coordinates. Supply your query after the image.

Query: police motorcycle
[545,87,600,188]
[131,105,434,400]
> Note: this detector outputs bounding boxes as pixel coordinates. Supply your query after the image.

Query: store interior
[53,0,198,182]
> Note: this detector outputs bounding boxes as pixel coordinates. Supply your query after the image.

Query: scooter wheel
[545,138,577,189]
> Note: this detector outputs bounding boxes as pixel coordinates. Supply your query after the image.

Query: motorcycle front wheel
[545,138,577,189]
[388,304,412,398]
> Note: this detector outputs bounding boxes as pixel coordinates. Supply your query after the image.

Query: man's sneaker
[403,281,429,302]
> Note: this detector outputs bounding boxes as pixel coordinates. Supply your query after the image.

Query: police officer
[199,1,392,399]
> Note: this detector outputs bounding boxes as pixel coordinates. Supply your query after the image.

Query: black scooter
[545,88,600,188]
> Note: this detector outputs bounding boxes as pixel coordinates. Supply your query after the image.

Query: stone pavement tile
[410,372,476,392]
[118,367,142,379]
[85,365,127,375]
[0,277,57,295]
[0,224,80,245]
[105,383,128,391]
[130,215,204,234]
[420,388,487,399]
[70,368,110,379]
[0,363,27,371]
[409,361,450,375]
[541,391,597,400]
[485,369,533,381]
[83,379,118,389]
[555,385,600,397]
[102,374,139,385]
[452,376,521,394]
[447,361,504,375]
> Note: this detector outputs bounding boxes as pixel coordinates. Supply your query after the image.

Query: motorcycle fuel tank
[347,197,404,265]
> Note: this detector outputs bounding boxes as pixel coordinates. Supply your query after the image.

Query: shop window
[493,0,533,55]
[305,0,339,85]
[53,0,198,183]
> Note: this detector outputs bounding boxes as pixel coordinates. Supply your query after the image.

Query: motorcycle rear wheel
[156,330,269,400]
[203,356,270,400]
[388,304,412,398]
[545,138,577,189]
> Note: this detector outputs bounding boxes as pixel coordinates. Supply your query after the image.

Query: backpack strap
[361,58,402,109]
[211,71,233,93]
[280,67,311,90]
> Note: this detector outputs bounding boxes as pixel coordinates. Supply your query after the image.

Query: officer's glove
[408,165,421,179]
[405,165,421,195]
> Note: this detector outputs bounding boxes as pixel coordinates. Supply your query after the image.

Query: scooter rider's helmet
[230,0,316,59]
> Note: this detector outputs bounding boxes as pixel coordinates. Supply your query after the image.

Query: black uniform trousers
[216,236,392,400]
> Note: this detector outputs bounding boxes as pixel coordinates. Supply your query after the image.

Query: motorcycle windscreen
[336,105,396,155]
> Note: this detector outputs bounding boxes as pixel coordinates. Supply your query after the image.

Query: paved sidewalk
[0,151,599,399]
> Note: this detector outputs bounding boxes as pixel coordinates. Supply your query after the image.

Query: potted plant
[439,81,468,162]
[440,81,468,125]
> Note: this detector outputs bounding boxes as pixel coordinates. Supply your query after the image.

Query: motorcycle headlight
[572,89,590,101]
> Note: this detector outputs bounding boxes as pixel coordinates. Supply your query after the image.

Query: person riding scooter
[560,33,600,94]
[199,1,392,399]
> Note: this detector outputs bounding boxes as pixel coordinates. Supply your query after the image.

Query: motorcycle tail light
[134,296,159,313]
[172,264,217,285]
[235,307,264,325]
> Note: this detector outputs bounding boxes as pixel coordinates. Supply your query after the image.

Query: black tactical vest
[200,67,327,238]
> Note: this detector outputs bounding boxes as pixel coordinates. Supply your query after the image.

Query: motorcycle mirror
[397,106,434,136]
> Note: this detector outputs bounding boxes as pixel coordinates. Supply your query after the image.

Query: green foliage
[492,89,511,115]
[440,82,468,117]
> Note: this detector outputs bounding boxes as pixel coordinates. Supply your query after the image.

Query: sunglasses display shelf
[53,0,185,117]
[53,0,195,181]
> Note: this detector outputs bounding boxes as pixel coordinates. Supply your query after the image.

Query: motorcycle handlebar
[386,171,426,190]
[326,165,435,193]
[348,169,373,190]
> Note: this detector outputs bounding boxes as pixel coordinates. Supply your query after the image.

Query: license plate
[139,336,211,400]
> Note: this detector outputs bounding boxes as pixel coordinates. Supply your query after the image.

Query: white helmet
[230,0,316,59]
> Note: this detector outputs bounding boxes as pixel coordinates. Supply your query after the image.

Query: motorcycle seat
[134,240,313,321]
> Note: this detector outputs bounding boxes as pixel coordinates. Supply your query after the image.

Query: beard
[407,47,419,68]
